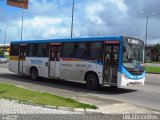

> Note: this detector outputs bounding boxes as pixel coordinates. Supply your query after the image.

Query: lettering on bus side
[61,64,73,67]
[87,64,92,68]
[30,60,43,65]
[76,64,92,68]
[76,64,86,67]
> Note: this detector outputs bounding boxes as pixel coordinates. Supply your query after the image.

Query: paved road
[0,63,9,68]
[0,63,160,112]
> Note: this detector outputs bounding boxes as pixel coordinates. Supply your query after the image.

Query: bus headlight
[121,73,128,79]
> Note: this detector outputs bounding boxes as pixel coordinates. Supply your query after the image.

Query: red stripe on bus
[61,58,74,61]
[50,43,62,45]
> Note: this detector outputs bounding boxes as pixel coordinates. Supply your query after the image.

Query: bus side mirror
[123,46,126,52]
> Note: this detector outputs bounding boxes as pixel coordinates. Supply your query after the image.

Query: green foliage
[0,49,4,56]
[154,43,160,52]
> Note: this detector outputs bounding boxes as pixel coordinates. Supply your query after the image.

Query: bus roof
[10,36,122,44]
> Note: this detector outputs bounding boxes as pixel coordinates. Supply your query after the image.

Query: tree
[0,49,4,56]
[154,43,160,52]
[153,43,160,61]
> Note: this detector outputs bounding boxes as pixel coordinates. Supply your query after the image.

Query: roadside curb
[0,98,102,114]
[84,108,101,114]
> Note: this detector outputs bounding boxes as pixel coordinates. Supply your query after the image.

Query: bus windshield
[123,38,144,69]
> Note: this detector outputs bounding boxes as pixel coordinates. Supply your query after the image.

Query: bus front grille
[129,71,143,75]
[125,67,144,76]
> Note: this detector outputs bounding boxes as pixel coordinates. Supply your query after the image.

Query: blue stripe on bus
[10,36,122,44]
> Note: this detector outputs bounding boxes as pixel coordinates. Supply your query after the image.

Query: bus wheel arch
[84,71,99,90]
[30,66,39,80]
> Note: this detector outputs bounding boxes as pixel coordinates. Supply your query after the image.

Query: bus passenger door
[19,44,27,74]
[104,41,119,85]
[49,43,61,78]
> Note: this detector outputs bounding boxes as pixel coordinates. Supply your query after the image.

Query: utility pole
[21,12,24,41]
[21,12,26,41]
[145,16,148,60]
[140,10,156,63]
[4,27,6,55]
[71,0,74,38]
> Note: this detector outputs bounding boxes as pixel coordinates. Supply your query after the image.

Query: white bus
[9,36,145,90]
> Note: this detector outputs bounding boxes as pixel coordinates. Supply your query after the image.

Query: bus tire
[30,67,38,80]
[86,74,99,90]
[110,86,118,88]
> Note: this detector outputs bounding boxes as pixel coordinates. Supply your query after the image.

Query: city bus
[9,36,145,90]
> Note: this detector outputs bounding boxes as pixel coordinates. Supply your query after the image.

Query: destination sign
[125,38,144,45]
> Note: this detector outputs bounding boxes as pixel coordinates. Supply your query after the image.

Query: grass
[145,66,160,74]
[0,83,97,109]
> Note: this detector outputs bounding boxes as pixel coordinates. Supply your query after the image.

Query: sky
[0,0,160,44]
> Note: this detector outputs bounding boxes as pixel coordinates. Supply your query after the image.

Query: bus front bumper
[117,72,145,87]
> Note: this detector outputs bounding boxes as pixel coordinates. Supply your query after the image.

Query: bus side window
[26,45,29,56]
[89,42,103,60]
[28,44,37,57]
[62,43,75,58]
[74,42,88,59]
[83,44,90,59]
[28,43,48,57]
[10,44,19,56]
[37,44,48,57]
[57,47,61,61]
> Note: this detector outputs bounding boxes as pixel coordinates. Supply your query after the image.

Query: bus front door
[49,44,61,78]
[19,44,27,74]
[104,42,119,85]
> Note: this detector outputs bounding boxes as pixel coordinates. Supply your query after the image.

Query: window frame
[89,41,103,60]
[28,43,49,57]
[61,42,75,58]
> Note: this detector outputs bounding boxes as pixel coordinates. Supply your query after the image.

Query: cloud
[85,2,105,25]
[17,16,70,40]
[80,0,160,44]
[0,0,160,44]
[28,0,58,16]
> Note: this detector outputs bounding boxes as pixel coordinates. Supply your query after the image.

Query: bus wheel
[86,74,99,90]
[30,67,38,80]
[110,86,118,88]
